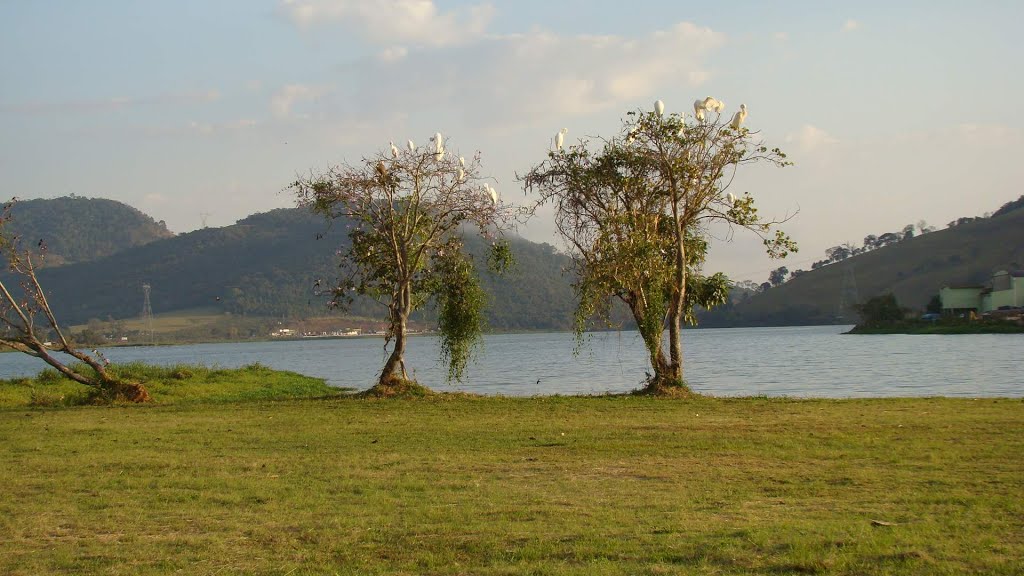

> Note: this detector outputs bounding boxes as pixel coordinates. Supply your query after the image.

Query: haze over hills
[10,196,1024,331]
[5,196,174,267]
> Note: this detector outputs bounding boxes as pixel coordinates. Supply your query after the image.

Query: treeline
[757,194,1024,290]
[7,196,173,267]
[34,206,577,330]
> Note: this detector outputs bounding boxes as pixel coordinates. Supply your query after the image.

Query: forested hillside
[700,197,1024,326]
[35,207,577,329]
[6,196,173,266]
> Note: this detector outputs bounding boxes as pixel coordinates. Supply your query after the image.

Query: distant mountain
[700,198,1024,326]
[34,206,577,329]
[6,196,174,267]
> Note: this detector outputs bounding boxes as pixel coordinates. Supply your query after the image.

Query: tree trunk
[665,222,687,388]
[625,295,679,392]
[378,284,411,386]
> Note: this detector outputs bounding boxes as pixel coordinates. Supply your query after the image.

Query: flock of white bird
[384,96,747,208]
[386,132,499,206]
[551,97,747,152]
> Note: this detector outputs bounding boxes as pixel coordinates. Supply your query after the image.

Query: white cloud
[378,45,408,62]
[3,89,220,115]
[280,0,495,47]
[270,84,326,118]
[786,124,838,152]
[345,21,725,127]
[842,19,860,32]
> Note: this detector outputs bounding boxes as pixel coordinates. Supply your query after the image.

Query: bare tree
[522,103,796,393]
[0,201,150,402]
[289,137,516,390]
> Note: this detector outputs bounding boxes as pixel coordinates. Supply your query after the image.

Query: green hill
[701,200,1024,326]
[6,196,174,266]
[34,206,577,330]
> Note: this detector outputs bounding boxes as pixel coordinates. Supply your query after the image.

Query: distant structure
[141,283,154,345]
[837,264,860,322]
[200,212,211,228]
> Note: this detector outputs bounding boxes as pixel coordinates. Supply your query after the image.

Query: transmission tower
[837,264,860,323]
[200,212,211,228]
[141,283,154,345]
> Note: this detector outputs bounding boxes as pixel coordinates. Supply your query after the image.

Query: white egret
[693,99,706,121]
[730,103,748,129]
[701,96,722,113]
[390,141,399,158]
[727,192,736,205]
[407,139,415,151]
[432,132,444,160]
[554,127,568,151]
[489,185,498,205]
[457,167,465,181]
[459,156,465,167]
[655,99,665,116]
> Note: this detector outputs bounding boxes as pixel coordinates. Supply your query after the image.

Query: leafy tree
[902,224,915,241]
[992,194,1024,217]
[825,245,851,263]
[853,293,906,328]
[769,266,789,287]
[522,102,796,393]
[926,294,942,314]
[0,201,150,402]
[289,137,516,389]
[877,232,900,247]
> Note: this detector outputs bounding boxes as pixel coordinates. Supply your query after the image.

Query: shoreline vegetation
[1,365,1022,574]
[847,322,1024,334]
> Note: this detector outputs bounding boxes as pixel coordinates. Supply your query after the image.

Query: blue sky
[2,1,1022,282]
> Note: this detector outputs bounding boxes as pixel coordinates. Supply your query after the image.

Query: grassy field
[0,376,1021,574]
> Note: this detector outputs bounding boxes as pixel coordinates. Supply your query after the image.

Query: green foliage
[435,253,487,382]
[290,140,517,385]
[523,104,794,387]
[854,293,907,328]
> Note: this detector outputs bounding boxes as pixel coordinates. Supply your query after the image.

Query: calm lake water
[1,326,1020,397]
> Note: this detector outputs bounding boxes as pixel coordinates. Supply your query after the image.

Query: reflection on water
[0,326,1020,397]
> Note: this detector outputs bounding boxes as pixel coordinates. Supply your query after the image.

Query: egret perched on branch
[727,192,736,205]
[457,167,465,181]
[655,99,665,116]
[706,97,725,113]
[390,141,399,158]
[459,156,465,167]
[730,104,748,129]
[432,132,445,161]
[484,183,498,205]
[375,161,387,180]
[407,139,415,152]
[693,99,707,121]
[554,127,568,151]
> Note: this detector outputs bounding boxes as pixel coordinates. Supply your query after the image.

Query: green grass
[0,362,342,408]
[1,393,1021,574]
